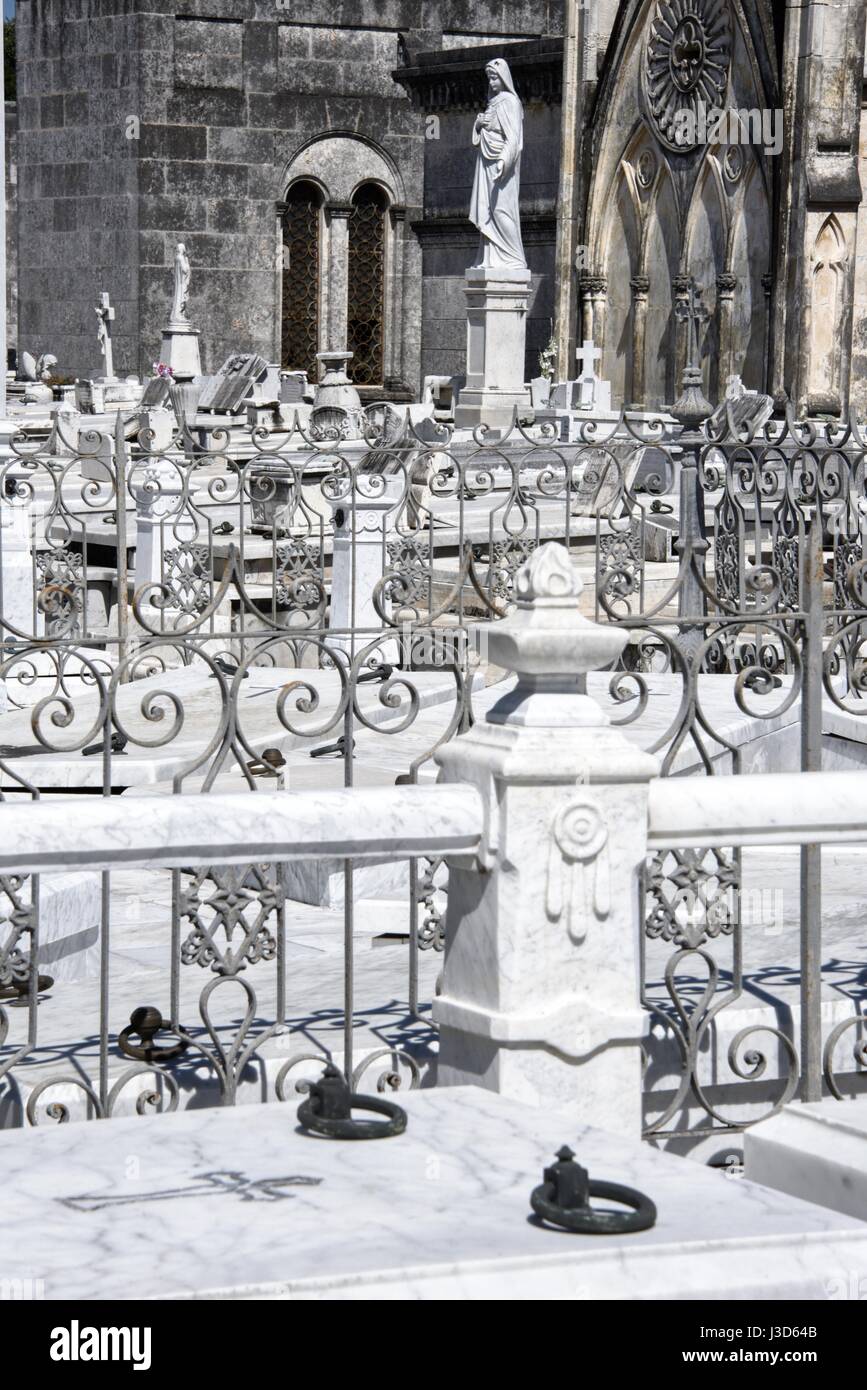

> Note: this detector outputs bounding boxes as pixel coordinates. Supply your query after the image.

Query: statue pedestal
[454,266,532,431]
[159,323,201,382]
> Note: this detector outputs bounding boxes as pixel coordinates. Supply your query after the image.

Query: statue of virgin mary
[469,59,528,274]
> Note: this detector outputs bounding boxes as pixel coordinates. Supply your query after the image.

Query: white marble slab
[33,872,101,983]
[2,1087,866,1300]
[745,1096,867,1223]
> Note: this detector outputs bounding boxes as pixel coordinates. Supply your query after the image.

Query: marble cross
[94,291,116,381]
[576,339,603,409]
[576,339,602,381]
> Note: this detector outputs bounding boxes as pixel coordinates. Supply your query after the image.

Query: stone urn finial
[514,541,583,603]
[485,542,628,728]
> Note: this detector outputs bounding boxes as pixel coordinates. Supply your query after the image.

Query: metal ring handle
[531,1178,657,1234]
[297,1092,407,1140]
[118,1007,189,1065]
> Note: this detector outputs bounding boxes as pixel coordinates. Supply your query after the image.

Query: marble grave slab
[1,1087,866,1300]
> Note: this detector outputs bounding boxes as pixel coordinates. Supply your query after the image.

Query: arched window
[281,181,321,377]
[348,184,388,387]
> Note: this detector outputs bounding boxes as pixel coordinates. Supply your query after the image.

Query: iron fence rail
[0,401,866,1134]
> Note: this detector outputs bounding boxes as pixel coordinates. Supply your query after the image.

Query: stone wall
[15,0,141,379]
[15,0,565,391]
[6,100,17,360]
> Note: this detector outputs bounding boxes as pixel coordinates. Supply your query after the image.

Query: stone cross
[94,292,116,382]
[674,279,709,374]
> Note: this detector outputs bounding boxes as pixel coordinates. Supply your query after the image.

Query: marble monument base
[159,323,202,382]
[454,266,532,431]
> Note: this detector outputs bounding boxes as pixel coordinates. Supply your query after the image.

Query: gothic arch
[583,0,778,407]
[685,155,728,399]
[806,215,849,413]
[644,172,680,407]
[602,167,641,406]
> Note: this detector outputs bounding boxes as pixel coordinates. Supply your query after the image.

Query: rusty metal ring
[118,1006,189,1065]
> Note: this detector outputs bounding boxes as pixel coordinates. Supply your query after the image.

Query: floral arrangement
[152,362,174,379]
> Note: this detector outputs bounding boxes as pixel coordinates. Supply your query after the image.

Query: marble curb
[744,1097,867,1223]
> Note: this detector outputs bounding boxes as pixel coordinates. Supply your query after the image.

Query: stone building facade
[577,0,867,416]
[9,0,867,414]
[13,0,565,393]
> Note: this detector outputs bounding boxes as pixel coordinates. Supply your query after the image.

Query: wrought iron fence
[0,397,866,1137]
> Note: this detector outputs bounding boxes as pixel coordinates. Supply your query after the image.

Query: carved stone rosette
[644,0,732,152]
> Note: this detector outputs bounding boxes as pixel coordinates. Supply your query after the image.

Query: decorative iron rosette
[643,0,732,152]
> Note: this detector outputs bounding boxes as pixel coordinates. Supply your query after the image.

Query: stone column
[384,207,405,392]
[327,474,403,666]
[628,275,650,410]
[552,0,591,381]
[716,272,737,389]
[453,268,532,431]
[325,205,351,354]
[435,543,659,1138]
[762,271,774,394]
[580,274,607,354]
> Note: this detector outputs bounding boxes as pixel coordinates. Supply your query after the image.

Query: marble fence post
[0,461,36,643]
[327,473,403,667]
[131,458,194,618]
[434,542,659,1138]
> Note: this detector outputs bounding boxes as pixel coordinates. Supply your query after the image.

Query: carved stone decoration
[635,149,657,189]
[644,0,732,152]
[723,143,744,183]
[546,796,611,943]
[515,540,582,602]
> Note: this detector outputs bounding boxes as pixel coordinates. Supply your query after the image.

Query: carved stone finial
[484,542,628,728]
[515,541,583,603]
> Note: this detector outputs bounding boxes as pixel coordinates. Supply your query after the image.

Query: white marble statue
[170,243,191,324]
[469,59,527,274]
[94,292,116,381]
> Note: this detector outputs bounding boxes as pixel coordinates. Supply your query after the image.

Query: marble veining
[1,1087,865,1300]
